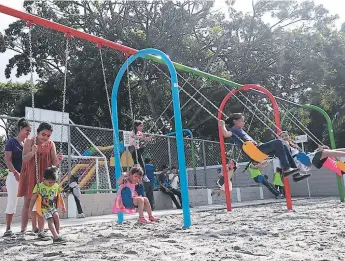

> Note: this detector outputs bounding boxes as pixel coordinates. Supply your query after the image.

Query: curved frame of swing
[111,48,191,228]
[164,129,197,186]
[281,104,345,202]
[217,84,293,212]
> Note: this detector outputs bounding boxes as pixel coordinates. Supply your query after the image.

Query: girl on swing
[219,113,310,182]
[280,131,301,157]
[112,165,158,224]
[312,145,345,171]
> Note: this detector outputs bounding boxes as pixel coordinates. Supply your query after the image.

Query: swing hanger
[279,102,345,171]
[151,62,271,163]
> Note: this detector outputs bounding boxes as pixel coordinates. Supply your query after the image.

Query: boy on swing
[248,161,284,199]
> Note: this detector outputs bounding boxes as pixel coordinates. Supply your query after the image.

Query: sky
[0,0,345,83]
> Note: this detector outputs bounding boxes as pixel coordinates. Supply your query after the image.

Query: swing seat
[295,152,312,167]
[242,141,268,162]
[120,150,134,167]
[336,161,345,172]
[323,158,343,177]
[121,187,135,208]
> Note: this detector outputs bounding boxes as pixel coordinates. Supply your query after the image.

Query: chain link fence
[0,115,258,196]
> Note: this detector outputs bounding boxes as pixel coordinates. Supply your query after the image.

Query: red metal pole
[0,4,137,56]
[218,89,240,211]
[218,84,293,211]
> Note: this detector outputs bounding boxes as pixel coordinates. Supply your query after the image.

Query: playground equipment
[217,84,293,211]
[111,48,190,228]
[59,159,106,192]
[281,104,345,201]
[1,4,343,225]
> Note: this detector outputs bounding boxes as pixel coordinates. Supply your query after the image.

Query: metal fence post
[202,140,207,187]
[67,125,72,184]
[167,137,172,168]
[191,138,197,187]
[96,158,99,194]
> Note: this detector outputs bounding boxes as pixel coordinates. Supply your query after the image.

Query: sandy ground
[1,198,345,261]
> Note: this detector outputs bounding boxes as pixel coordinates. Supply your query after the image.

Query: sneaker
[53,237,67,244]
[77,213,85,218]
[3,229,14,237]
[26,228,39,236]
[283,168,300,177]
[16,232,26,241]
[37,231,51,241]
[293,173,311,182]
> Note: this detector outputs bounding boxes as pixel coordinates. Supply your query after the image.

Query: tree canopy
[1,0,345,149]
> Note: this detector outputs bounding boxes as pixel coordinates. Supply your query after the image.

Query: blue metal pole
[164,129,193,137]
[111,48,191,228]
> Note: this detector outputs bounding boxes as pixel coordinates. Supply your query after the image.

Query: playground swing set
[1,3,345,229]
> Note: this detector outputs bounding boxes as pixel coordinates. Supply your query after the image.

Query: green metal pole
[281,104,344,202]
[145,54,243,89]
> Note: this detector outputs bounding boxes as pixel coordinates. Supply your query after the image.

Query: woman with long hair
[3,118,31,238]
[18,122,63,240]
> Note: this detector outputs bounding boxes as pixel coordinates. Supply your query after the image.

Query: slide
[79,161,105,189]
[59,163,90,186]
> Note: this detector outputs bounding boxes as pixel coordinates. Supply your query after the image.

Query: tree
[0,82,32,139]
[1,0,345,147]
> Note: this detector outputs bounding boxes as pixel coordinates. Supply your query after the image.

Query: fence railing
[0,115,252,196]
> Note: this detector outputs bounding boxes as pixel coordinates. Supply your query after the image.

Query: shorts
[43,208,58,220]
[312,151,328,169]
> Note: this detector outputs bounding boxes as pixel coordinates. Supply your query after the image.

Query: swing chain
[126,59,139,165]
[28,23,39,184]
[279,102,323,146]
[99,46,112,119]
[98,47,123,172]
[60,34,70,161]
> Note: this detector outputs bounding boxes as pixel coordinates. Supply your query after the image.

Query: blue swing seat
[121,187,135,208]
[295,152,312,167]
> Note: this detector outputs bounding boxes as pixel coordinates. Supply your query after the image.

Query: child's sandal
[149,216,159,222]
[138,216,148,224]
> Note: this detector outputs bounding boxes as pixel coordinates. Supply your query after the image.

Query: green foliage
[0,0,345,148]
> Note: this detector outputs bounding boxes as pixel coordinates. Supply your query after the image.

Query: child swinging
[219,113,310,182]
[112,165,158,224]
[212,160,237,196]
[248,161,283,199]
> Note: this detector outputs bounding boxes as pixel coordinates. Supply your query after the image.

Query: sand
[1,198,345,261]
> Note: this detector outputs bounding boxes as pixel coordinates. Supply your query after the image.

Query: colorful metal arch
[217,84,292,211]
[111,48,191,228]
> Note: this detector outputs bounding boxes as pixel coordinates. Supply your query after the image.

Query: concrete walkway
[0,198,306,233]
